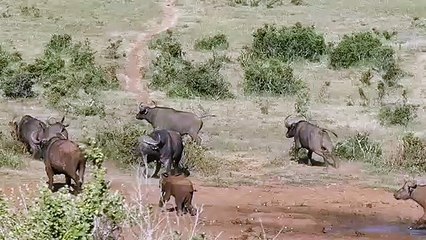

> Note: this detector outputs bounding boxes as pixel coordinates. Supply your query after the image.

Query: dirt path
[117,0,178,104]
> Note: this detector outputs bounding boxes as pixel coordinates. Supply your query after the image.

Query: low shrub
[243,23,326,62]
[26,34,118,115]
[334,132,383,164]
[388,133,426,173]
[241,57,304,96]
[0,131,26,169]
[194,33,229,51]
[0,144,126,239]
[93,123,147,166]
[181,141,220,176]
[378,103,418,126]
[150,31,233,100]
[294,85,310,118]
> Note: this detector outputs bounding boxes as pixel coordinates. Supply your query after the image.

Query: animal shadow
[50,182,79,195]
[296,156,326,167]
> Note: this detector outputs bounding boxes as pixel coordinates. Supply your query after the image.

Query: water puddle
[329,224,426,238]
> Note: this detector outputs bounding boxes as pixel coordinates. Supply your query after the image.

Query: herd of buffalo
[6,102,426,226]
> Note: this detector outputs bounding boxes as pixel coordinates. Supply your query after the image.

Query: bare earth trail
[0,0,424,239]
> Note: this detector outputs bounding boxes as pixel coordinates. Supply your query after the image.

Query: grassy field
[1,0,426,238]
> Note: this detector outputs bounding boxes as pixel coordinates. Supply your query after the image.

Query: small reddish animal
[31,132,86,192]
[159,173,197,216]
[394,179,426,229]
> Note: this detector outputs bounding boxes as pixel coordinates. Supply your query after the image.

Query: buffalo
[135,129,189,178]
[8,115,47,159]
[159,172,197,216]
[40,116,70,140]
[31,132,86,192]
[284,115,339,169]
[135,102,215,145]
[394,179,426,229]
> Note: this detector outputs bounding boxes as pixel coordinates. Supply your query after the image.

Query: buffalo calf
[159,173,197,216]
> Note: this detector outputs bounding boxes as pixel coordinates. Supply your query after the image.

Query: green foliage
[93,123,147,166]
[0,145,126,239]
[0,46,36,99]
[26,34,117,116]
[334,132,383,164]
[294,85,310,118]
[0,131,26,169]
[194,33,229,51]
[181,141,220,176]
[104,38,124,59]
[329,32,397,71]
[228,0,282,8]
[243,23,326,62]
[20,5,41,18]
[150,31,233,100]
[378,103,418,126]
[388,133,426,173]
[240,57,304,96]
[290,0,304,5]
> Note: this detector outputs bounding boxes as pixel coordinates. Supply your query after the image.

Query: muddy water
[329,223,426,239]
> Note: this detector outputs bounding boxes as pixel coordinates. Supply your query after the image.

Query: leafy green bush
[194,33,229,51]
[388,133,426,173]
[334,132,383,163]
[329,32,396,70]
[150,31,233,100]
[241,57,304,96]
[0,131,26,169]
[243,23,326,62]
[181,141,220,176]
[93,123,147,166]
[378,103,418,126]
[26,34,118,115]
[0,46,36,99]
[0,143,126,239]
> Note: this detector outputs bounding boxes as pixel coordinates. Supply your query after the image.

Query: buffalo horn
[31,131,41,145]
[142,135,160,146]
[284,114,293,128]
[60,116,65,123]
[47,116,56,125]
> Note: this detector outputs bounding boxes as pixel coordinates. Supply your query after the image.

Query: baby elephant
[394,179,426,229]
[159,173,197,216]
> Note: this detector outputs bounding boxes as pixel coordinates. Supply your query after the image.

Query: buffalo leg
[307,150,313,166]
[151,161,162,178]
[65,176,72,188]
[45,166,54,191]
[159,191,171,210]
[175,197,184,216]
[69,173,81,192]
[79,161,86,185]
[186,193,196,216]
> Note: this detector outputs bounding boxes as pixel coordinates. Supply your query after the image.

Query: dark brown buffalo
[31,132,86,192]
[135,129,189,178]
[284,115,339,169]
[136,102,215,145]
[159,172,197,216]
[8,115,47,158]
[394,179,426,229]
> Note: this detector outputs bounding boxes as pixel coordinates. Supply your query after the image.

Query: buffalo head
[141,134,161,151]
[284,115,305,138]
[136,101,157,120]
[43,116,70,139]
[31,131,67,149]
[394,180,417,200]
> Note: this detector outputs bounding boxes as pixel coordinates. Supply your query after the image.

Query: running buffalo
[135,103,215,145]
[9,115,47,159]
[31,132,86,192]
[135,129,188,178]
[284,115,339,169]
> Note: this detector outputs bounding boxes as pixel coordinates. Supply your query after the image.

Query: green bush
[329,32,396,70]
[194,33,229,51]
[0,131,26,169]
[181,141,220,176]
[388,133,426,173]
[150,31,233,100]
[334,132,383,163]
[0,46,36,99]
[93,123,147,166]
[0,144,126,239]
[241,57,304,96]
[26,34,118,114]
[378,103,418,126]
[243,23,326,62]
